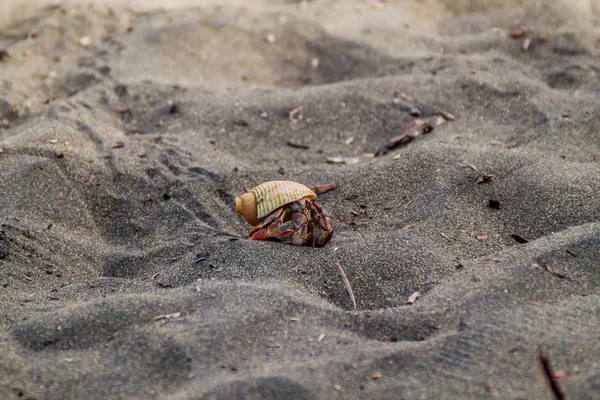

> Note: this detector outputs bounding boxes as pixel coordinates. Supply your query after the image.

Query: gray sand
[1,0,599,398]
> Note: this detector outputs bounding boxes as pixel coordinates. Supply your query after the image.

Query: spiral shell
[235,181,317,225]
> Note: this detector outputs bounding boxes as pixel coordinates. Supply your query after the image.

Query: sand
[1,0,599,398]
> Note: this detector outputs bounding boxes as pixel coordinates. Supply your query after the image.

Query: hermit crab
[235,180,335,247]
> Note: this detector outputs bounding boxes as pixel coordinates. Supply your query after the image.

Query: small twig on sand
[336,262,357,311]
[310,182,336,195]
[538,347,567,400]
[375,119,434,156]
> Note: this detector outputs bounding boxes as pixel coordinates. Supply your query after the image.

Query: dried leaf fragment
[286,141,310,150]
[476,234,489,241]
[377,119,434,155]
[372,372,382,380]
[401,224,412,230]
[154,311,181,320]
[511,234,529,244]
[434,111,455,121]
[477,173,495,183]
[407,291,420,304]
[510,28,525,38]
[326,156,360,165]
[544,265,565,279]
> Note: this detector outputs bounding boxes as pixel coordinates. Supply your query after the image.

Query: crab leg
[248,206,291,240]
[310,201,334,247]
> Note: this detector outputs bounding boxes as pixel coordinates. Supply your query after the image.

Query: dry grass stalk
[336,262,357,310]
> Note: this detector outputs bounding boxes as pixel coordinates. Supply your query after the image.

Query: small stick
[310,182,336,195]
[336,262,357,311]
[538,347,567,400]
[286,141,310,150]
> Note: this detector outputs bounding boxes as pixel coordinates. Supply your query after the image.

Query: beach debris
[439,232,450,240]
[407,291,420,304]
[476,173,495,183]
[265,33,276,44]
[317,333,325,342]
[538,347,567,400]
[544,265,565,279]
[434,111,456,121]
[0,48,8,61]
[79,36,92,48]
[511,234,529,244]
[475,234,489,241]
[235,180,334,246]
[311,58,319,68]
[286,141,310,150]
[565,249,577,258]
[510,28,526,39]
[259,110,268,119]
[371,372,382,380]
[112,142,125,149]
[458,161,477,171]
[334,384,342,391]
[289,106,303,124]
[402,224,412,230]
[309,182,336,195]
[410,107,422,117]
[488,200,500,209]
[339,102,347,109]
[521,37,531,51]
[153,311,181,321]
[49,139,58,144]
[376,119,434,156]
[326,156,360,165]
[336,262,357,310]
[394,91,411,101]
[506,143,517,149]
[434,116,446,126]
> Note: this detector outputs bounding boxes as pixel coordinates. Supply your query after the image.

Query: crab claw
[269,212,309,245]
[311,213,334,247]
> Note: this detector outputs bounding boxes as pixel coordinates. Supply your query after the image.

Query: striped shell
[235,181,317,225]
